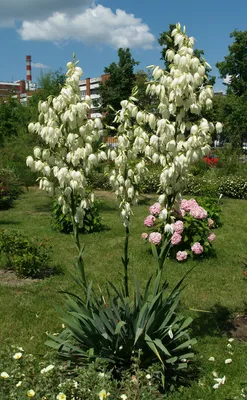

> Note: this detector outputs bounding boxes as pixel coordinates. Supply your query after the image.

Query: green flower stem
[71,193,87,287]
[122,225,130,297]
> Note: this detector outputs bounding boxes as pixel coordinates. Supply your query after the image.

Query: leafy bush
[185,174,220,198]
[0,131,40,188]
[186,173,247,199]
[196,197,221,228]
[52,201,103,234]
[142,198,219,261]
[88,171,112,190]
[189,160,210,176]
[219,176,247,199]
[0,230,56,279]
[139,165,161,194]
[0,168,23,209]
[215,145,242,176]
[47,271,196,391]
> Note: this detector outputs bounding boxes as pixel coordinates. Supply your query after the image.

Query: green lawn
[0,188,247,399]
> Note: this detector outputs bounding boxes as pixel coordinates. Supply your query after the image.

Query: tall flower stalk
[110,23,222,273]
[26,57,106,286]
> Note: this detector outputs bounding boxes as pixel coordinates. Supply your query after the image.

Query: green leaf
[114,320,126,335]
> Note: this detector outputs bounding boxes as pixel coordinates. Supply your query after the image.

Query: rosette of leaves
[46,271,196,390]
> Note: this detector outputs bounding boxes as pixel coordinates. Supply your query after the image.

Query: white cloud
[18,5,155,49]
[0,0,91,25]
[31,62,50,69]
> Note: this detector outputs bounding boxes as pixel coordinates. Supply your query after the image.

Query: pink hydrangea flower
[189,206,208,220]
[208,218,214,228]
[208,232,216,242]
[144,215,156,227]
[141,233,148,240]
[149,232,162,245]
[149,202,161,215]
[191,242,204,255]
[176,251,188,262]
[171,232,182,245]
[179,209,186,217]
[180,199,199,211]
[174,220,184,234]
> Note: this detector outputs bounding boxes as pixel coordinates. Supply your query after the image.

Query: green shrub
[196,197,222,228]
[0,168,23,209]
[185,175,220,198]
[189,160,210,176]
[219,176,247,199]
[0,132,40,188]
[88,171,112,190]
[215,145,242,176]
[0,230,55,279]
[52,201,103,234]
[186,173,247,199]
[139,165,161,194]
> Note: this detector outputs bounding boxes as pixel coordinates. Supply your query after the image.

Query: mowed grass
[1,188,247,399]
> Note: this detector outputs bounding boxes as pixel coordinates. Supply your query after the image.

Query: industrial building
[0,56,109,114]
[0,55,36,104]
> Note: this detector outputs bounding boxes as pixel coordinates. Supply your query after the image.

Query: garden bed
[1,189,247,399]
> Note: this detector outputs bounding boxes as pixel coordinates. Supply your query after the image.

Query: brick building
[0,55,36,104]
[79,73,110,118]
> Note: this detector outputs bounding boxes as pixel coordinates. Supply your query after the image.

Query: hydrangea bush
[142,198,217,261]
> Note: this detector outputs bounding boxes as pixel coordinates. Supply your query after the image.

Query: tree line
[1,25,247,151]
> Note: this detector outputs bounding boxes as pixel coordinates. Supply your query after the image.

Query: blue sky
[0,0,246,91]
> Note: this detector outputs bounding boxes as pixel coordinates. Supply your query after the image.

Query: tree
[216,29,247,96]
[99,48,139,128]
[0,97,30,146]
[216,29,247,147]
[134,69,159,112]
[158,24,216,86]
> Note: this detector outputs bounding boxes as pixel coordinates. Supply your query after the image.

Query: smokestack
[26,55,32,82]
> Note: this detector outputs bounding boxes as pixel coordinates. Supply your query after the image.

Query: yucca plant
[46,266,196,389]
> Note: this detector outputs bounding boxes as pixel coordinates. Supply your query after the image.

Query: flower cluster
[111,22,222,219]
[108,113,148,227]
[0,345,160,399]
[26,57,106,227]
[142,198,217,261]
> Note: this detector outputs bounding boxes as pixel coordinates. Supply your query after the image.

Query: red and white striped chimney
[26,55,32,82]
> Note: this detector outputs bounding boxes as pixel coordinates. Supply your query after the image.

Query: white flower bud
[66,62,73,69]
[136,111,143,124]
[159,209,168,220]
[28,123,35,133]
[33,147,41,158]
[165,224,174,234]
[127,187,134,199]
[190,125,198,135]
[216,122,223,133]
[26,156,34,169]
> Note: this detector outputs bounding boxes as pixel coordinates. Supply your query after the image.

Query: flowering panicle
[109,96,148,226]
[27,58,106,227]
[111,23,222,215]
